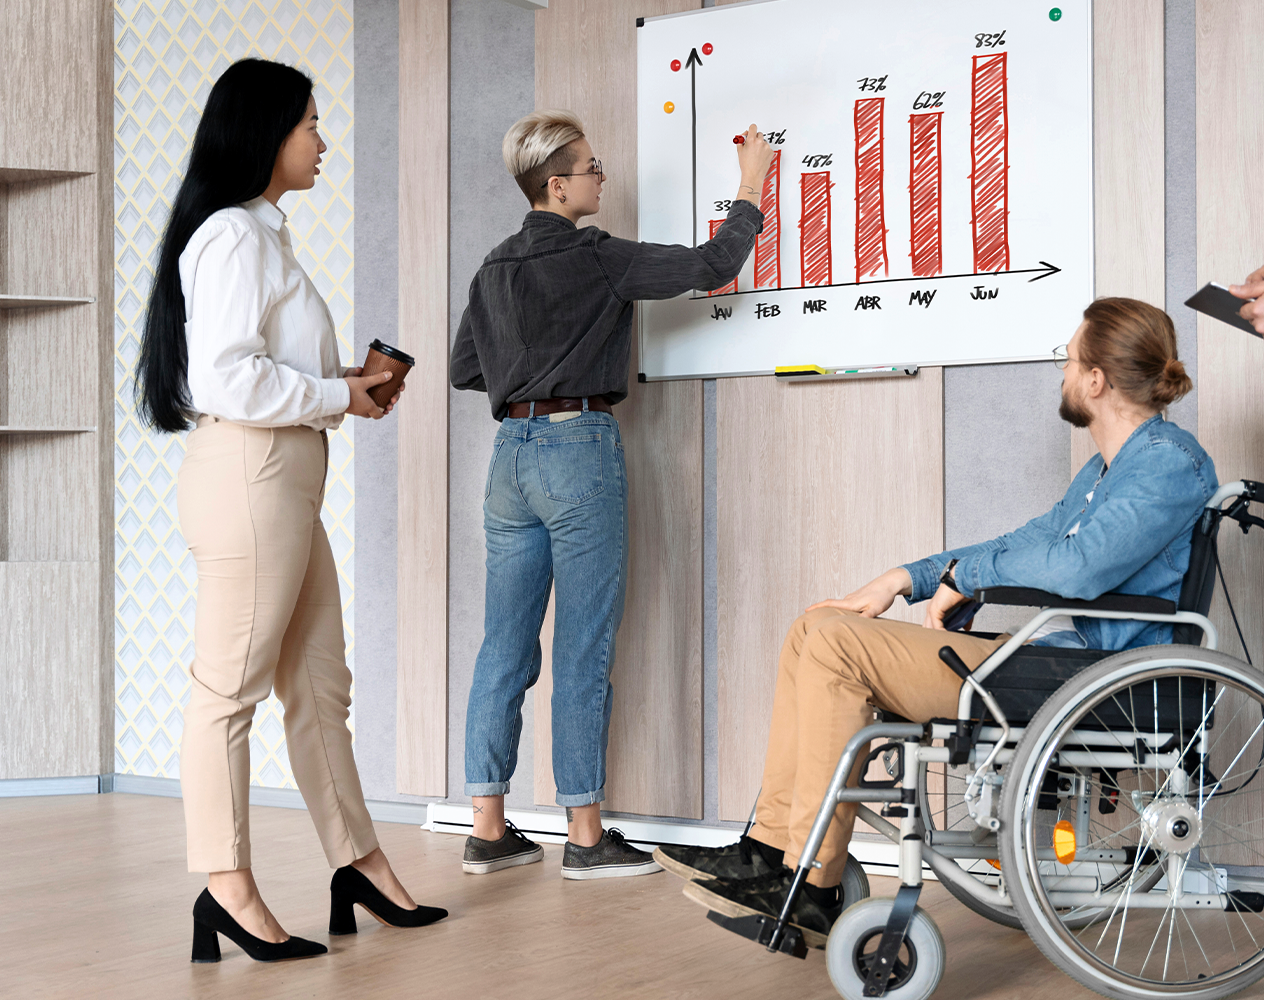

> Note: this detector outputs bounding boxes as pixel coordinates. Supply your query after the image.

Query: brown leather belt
[506,396,613,418]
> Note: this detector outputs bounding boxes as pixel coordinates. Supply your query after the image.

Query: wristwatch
[939,559,960,593]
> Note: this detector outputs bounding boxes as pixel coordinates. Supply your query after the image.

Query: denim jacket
[902,416,1218,650]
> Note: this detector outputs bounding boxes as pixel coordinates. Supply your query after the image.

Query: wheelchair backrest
[1172,506,1223,644]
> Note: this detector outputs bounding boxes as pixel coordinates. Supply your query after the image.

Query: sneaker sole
[560,859,664,881]
[652,847,717,881]
[681,880,828,950]
[462,846,544,874]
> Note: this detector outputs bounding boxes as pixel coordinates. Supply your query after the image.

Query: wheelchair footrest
[705,911,808,959]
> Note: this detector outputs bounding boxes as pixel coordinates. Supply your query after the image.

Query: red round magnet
[702,42,713,55]
[670,59,681,71]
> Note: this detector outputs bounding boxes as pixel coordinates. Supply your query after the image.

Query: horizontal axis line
[691,263,1059,300]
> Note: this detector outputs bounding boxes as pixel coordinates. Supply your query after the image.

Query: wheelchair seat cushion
[970,645,1214,731]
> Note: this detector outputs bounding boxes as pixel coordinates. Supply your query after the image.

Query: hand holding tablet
[1229,265,1264,335]
[1185,280,1264,338]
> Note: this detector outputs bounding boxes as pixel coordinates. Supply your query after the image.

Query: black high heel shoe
[328,865,448,935]
[191,888,328,963]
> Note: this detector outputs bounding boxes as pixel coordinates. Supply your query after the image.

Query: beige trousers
[751,608,1007,886]
[177,418,378,873]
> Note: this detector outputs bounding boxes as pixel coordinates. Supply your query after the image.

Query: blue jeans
[464,409,628,806]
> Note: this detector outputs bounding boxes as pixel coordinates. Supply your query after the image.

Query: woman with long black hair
[136,58,445,963]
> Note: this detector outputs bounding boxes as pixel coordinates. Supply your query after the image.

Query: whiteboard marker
[733,134,745,145]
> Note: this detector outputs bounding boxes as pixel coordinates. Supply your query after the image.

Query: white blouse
[180,196,350,430]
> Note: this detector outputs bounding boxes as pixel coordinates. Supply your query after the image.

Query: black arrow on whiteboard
[691,261,1064,299]
[686,46,703,248]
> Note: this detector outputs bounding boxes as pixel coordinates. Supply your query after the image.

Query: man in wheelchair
[655,297,1217,948]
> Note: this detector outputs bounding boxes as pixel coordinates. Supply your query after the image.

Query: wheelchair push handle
[939,646,973,682]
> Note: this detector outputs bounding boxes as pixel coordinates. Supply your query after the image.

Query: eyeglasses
[540,160,604,188]
[1053,344,1075,370]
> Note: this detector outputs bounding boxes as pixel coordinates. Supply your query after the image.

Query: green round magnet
[1049,7,1062,20]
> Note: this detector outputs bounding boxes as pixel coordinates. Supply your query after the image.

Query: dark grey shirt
[450,200,764,419]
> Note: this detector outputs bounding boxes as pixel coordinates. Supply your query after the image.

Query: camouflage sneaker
[462,819,544,874]
[653,835,781,882]
[682,867,842,949]
[560,828,663,880]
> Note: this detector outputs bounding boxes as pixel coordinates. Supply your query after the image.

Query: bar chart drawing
[799,171,833,287]
[753,150,781,289]
[970,52,1010,273]
[708,218,738,296]
[854,97,889,282]
[637,0,1092,378]
[908,112,944,277]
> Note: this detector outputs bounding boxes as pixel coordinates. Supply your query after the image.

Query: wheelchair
[706,480,1264,1000]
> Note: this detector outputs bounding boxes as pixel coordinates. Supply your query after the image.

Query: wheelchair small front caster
[825,897,945,1000]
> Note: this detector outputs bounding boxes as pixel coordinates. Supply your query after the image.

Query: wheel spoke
[1009,659,1264,994]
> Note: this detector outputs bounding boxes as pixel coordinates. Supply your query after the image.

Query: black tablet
[1184,282,1261,338]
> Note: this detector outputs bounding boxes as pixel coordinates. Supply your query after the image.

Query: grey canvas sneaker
[462,819,545,874]
[561,828,663,880]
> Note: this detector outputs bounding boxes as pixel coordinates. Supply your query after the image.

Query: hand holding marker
[734,124,774,207]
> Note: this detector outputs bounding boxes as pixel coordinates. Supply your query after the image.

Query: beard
[1059,388,1092,428]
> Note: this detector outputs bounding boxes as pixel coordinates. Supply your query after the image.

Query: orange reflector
[986,858,1001,870]
[1053,819,1077,864]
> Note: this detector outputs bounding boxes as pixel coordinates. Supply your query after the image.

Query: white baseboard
[0,775,104,797]
[114,774,182,798]
[422,802,911,879]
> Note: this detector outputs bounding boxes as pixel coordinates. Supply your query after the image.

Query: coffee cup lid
[369,339,415,366]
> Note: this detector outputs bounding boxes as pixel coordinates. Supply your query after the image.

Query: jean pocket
[537,433,604,503]
[485,439,506,501]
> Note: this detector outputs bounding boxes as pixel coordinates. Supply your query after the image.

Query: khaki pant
[750,608,1007,887]
[177,418,378,873]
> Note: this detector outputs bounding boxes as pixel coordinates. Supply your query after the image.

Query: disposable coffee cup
[361,339,415,409]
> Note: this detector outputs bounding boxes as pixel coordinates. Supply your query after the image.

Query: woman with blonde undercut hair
[451,109,774,880]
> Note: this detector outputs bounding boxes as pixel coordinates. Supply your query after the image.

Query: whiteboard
[636,0,1094,380]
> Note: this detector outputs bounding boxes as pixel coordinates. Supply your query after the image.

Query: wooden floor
[2,792,1236,1000]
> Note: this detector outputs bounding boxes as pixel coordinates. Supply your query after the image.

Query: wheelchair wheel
[918,756,1023,929]
[841,852,872,909]
[826,897,945,1000]
[1001,646,1264,1000]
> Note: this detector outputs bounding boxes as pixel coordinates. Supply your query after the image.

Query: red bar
[853,97,888,281]
[754,150,781,289]
[708,218,737,295]
[799,170,832,287]
[908,112,943,277]
[970,52,1010,273]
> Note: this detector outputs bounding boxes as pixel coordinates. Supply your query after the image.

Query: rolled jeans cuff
[555,788,605,807]
[465,780,511,797]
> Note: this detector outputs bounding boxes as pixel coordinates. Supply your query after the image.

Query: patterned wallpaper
[113,0,356,788]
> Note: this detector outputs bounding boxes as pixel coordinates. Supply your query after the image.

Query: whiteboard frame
[634,0,1097,381]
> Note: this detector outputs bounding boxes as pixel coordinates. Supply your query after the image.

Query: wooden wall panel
[397,0,450,796]
[0,0,101,173]
[0,0,112,778]
[533,0,705,818]
[0,563,100,778]
[1071,0,1166,471]
[1,433,97,561]
[715,374,944,821]
[1195,1,1264,854]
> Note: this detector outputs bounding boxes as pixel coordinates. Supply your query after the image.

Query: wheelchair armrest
[974,587,1176,615]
